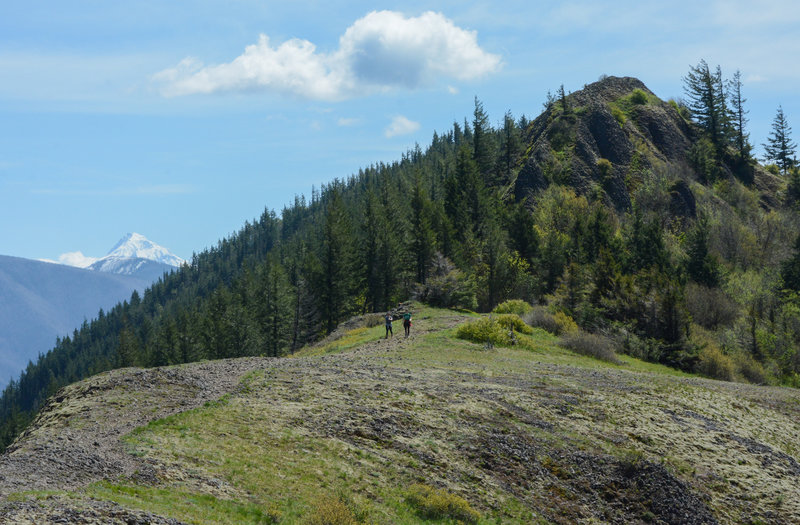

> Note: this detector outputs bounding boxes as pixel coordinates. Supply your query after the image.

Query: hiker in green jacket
[403,312,412,337]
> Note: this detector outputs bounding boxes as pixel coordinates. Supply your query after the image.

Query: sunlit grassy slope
[20,304,800,524]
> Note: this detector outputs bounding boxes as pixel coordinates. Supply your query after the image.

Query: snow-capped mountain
[57,233,185,279]
[1,234,185,387]
[103,233,185,267]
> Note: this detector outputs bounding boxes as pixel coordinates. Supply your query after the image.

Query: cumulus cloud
[385,115,420,138]
[153,11,501,100]
[57,251,98,268]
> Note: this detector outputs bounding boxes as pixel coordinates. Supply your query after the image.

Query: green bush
[305,495,359,525]
[689,136,722,183]
[553,311,579,334]
[611,106,626,127]
[523,307,578,335]
[597,158,614,182]
[695,344,735,381]
[630,88,648,105]
[406,484,480,524]
[732,352,769,385]
[492,299,533,316]
[559,331,621,364]
[456,317,510,347]
[495,314,534,335]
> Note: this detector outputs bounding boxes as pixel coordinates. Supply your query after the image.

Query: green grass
[58,304,800,523]
[90,483,274,524]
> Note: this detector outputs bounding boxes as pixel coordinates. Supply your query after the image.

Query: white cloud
[57,251,98,268]
[385,115,420,138]
[153,10,501,100]
[337,117,361,126]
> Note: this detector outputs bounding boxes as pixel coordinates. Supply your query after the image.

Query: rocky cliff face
[514,76,695,211]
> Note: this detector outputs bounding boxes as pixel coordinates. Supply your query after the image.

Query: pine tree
[361,188,382,311]
[685,215,720,287]
[318,188,354,333]
[497,111,522,187]
[558,84,569,113]
[763,106,797,176]
[726,70,752,162]
[683,60,725,148]
[409,173,436,284]
[472,97,495,180]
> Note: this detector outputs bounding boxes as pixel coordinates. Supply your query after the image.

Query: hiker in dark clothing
[385,314,393,339]
[403,312,412,337]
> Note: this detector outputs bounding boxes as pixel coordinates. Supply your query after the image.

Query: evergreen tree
[497,111,522,187]
[472,97,495,180]
[781,234,800,292]
[763,106,797,176]
[685,215,720,287]
[361,188,382,311]
[318,188,355,333]
[558,84,569,113]
[409,173,436,284]
[726,70,752,162]
[683,60,725,148]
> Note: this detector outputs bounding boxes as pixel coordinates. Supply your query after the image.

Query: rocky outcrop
[514,76,695,212]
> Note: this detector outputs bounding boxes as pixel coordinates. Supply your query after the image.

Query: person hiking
[403,311,412,337]
[385,313,394,339]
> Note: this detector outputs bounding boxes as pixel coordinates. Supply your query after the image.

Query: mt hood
[59,233,185,280]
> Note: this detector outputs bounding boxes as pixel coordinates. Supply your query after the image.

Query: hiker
[403,311,412,337]
[385,313,393,339]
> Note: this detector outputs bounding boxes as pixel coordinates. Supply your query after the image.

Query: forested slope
[2,73,799,452]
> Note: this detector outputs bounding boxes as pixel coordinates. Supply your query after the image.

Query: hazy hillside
[0,255,151,387]
[1,304,797,524]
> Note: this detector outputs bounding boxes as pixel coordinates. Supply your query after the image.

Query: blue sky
[1,1,798,262]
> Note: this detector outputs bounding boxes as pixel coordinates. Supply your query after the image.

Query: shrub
[406,484,480,524]
[732,352,769,384]
[685,283,739,329]
[456,317,510,347]
[492,299,533,316]
[630,88,648,105]
[597,158,614,182]
[364,314,383,328]
[523,307,578,335]
[553,311,579,334]
[523,307,559,334]
[559,332,621,364]
[611,106,626,127]
[695,344,735,381]
[305,495,359,525]
[689,137,722,183]
[495,314,534,335]
[415,267,477,311]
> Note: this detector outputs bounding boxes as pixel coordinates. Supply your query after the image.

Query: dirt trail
[0,309,460,522]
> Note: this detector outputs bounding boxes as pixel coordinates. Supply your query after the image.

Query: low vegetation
[2,303,798,524]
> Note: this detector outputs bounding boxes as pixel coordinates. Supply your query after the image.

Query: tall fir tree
[763,106,797,176]
[726,70,752,163]
[409,172,436,285]
[472,97,495,181]
[683,60,725,148]
[318,187,355,333]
